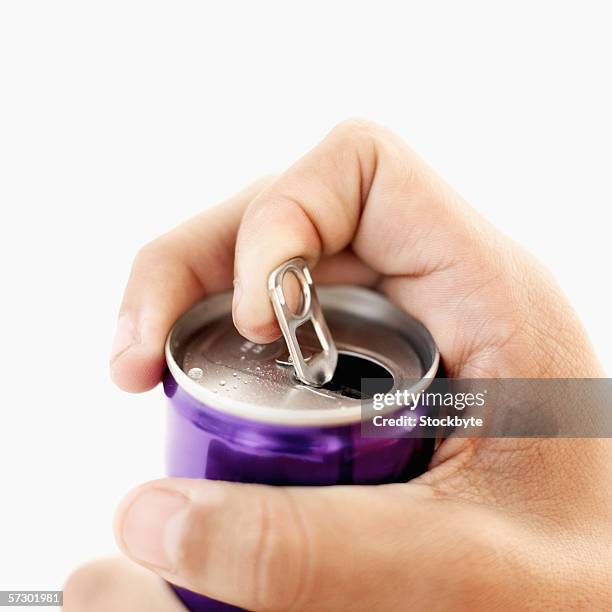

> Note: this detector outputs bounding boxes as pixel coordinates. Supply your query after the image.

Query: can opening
[320,352,394,400]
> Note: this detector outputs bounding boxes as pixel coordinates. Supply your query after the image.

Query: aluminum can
[164,286,440,611]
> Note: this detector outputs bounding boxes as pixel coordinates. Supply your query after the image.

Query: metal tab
[268,257,338,386]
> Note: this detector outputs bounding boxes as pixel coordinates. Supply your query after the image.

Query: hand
[65,120,611,611]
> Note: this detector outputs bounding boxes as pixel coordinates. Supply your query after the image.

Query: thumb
[114,478,439,611]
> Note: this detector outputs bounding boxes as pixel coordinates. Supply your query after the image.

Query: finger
[115,479,488,611]
[110,177,272,392]
[115,479,416,610]
[312,249,379,287]
[232,119,490,345]
[63,556,185,612]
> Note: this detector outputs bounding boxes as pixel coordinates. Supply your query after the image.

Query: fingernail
[232,278,242,310]
[121,489,188,571]
[111,314,139,363]
[232,279,243,329]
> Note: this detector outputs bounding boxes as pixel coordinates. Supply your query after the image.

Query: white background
[0,0,611,603]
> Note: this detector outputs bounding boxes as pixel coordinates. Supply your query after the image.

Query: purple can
[164,286,440,611]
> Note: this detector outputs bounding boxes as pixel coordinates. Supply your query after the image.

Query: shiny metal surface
[268,257,338,386]
[166,286,439,426]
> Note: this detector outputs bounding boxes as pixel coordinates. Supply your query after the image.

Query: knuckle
[167,490,316,611]
[133,235,175,268]
[171,503,215,583]
[251,173,278,191]
[330,117,384,144]
[171,543,193,583]
[134,239,163,265]
[248,490,315,612]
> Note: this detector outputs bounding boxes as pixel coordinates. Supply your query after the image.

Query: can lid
[165,286,439,426]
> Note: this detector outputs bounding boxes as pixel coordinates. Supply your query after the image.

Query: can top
[165,286,439,426]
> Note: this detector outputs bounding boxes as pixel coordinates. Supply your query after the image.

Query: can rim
[165,286,440,427]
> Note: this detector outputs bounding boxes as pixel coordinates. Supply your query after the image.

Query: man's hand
[65,120,611,611]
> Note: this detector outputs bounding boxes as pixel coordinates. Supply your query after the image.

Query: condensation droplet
[255,366,261,371]
[232,372,238,377]
[188,367,203,380]
[219,380,226,386]
[233,385,238,389]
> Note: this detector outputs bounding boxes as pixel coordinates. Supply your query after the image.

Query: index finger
[232,119,478,343]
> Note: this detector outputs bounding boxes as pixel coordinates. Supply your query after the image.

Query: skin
[64,120,611,611]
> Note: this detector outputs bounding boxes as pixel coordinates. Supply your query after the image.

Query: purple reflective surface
[164,371,434,611]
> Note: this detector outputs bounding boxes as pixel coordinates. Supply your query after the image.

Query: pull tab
[268,258,338,387]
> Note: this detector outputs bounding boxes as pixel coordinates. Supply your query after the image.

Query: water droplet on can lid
[188,367,203,380]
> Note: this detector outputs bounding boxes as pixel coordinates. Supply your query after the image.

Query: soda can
[164,268,440,611]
